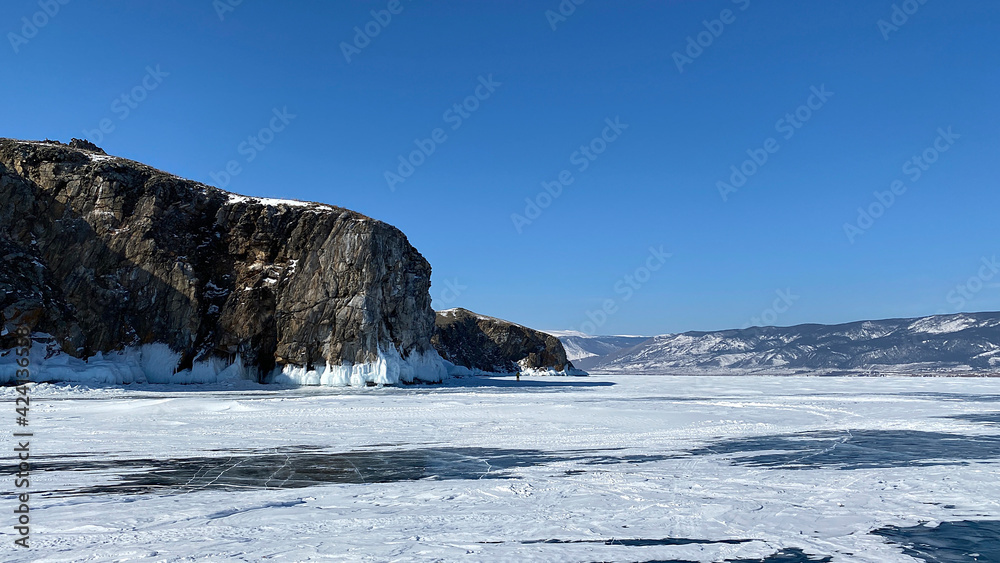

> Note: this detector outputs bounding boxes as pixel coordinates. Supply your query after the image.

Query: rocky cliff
[432,308,584,375]
[0,138,445,385]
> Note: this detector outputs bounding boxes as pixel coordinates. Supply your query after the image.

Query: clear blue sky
[3,0,998,336]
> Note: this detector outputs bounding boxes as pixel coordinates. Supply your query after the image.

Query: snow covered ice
[3,374,1000,561]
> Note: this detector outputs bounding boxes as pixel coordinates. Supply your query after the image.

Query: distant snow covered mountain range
[546,312,1000,376]
[542,331,649,371]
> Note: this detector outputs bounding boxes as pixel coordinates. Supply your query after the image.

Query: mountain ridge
[554,312,1000,375]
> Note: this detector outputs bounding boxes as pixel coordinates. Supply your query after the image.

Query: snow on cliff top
[10,140,344,213]
[436,308,533,330]
[226,194,335,210]
[544,330,649,338]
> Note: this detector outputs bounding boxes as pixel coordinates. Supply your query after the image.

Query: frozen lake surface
[3,374,1000,562]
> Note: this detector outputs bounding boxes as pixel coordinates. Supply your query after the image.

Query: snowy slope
[589,312,1000,375]
[543,331,650,369]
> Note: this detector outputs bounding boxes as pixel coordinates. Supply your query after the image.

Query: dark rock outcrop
[432,308,584,374]
[68,138,106,154]
[0,139,443,383]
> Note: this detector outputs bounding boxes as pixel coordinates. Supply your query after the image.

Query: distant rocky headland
[433,308,583,376]
[0,139,578,385]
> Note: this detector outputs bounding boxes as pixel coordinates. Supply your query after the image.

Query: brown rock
[0,139,440,382]
[432,308,584,374]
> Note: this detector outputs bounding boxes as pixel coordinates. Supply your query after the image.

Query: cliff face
[0,139,443,384]
[432,308,584,375]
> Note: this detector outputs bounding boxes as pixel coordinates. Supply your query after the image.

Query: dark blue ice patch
[15,446,674,496]
[686,430,1000,470]
[946,413,1000,427]
[630,547,833,562]
[872,520,1000,562]
[898,393,1000,403]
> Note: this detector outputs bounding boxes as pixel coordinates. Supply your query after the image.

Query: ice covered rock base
[439,361,585,378]
[270,347,446,386]
[0,336,446,386]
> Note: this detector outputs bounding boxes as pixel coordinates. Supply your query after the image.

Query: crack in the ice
[778,429,852,469]
[262,449,292,490]
[172,456,233,495]
[479,457,493,480]
[191,456,253,492]
[344,457,367,484]
[274,463,296,489]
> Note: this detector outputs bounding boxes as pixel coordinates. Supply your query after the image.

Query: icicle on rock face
[271,346,447,386]
[0,138,445,385]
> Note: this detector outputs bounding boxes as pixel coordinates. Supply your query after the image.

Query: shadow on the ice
[23,446,669,496]
[898,392,1000,403]
[872,520,1000,562]
[484,539,832,563]
[511,537,753,546]
[31,376,613,400]
[718,548,833,563]
[687,430,1000,470]
[576,395,729,403]
[440,375,614,390]
[945,412,1000,427]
